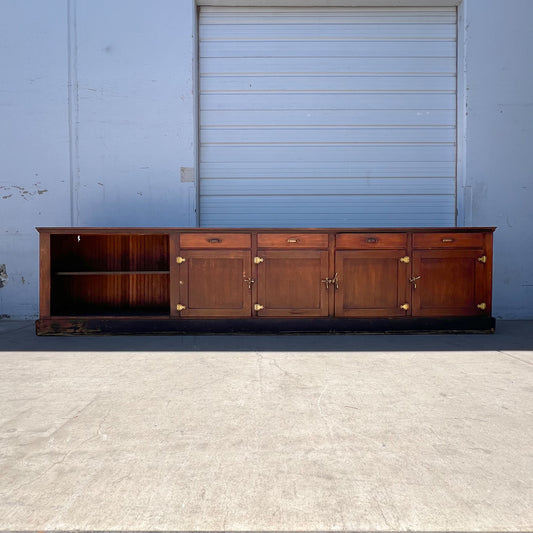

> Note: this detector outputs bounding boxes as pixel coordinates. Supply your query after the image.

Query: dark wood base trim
[36,316,496,336]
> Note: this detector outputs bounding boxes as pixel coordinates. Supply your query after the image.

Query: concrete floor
[0,320,532,531]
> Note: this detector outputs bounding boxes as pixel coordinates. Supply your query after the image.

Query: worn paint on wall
[462,0,533,319]
[0,265,7,289]
[0,0,532,318]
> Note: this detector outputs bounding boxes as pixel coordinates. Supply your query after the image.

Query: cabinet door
[335,250,410,317]
[255,250,329,317]
[412,250,489,317]
[177,250,252,317]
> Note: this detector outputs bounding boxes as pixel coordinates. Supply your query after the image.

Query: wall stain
[0,264,7,288]
[0,183,49,200]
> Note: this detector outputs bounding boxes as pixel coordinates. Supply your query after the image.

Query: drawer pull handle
[287,238,299,243]
[365,237,378,243]
[442,238,455,243]
[208,238,221,244]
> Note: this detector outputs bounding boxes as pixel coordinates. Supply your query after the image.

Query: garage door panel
[201,57,456,76]
[200,161,456,179]
[200,7,457,25]
[201,145,455,164]
[201,196,455,228]
[201,75,456,93]
[200,40,456,59]
[199,6,457,228]
[201,127,456,144]
[200,23,456,40]
[201,177,455,196]
[201,92,456,111]
[201,109,456,127]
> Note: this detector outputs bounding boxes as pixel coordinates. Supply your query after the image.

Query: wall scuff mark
[0,265,7,288]
[0,184,49,200]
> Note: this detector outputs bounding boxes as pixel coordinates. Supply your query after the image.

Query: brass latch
[477,255,487,264]
[244,277,255,289]
[477,302,487,310]
[176,256,186,264]
[400,256,410,264]
[254,257,264,264]
[400,303,410,311]
[322,272,339,290]
[176,304,186,311]
[409,275,421,289]
[254,304,264,311]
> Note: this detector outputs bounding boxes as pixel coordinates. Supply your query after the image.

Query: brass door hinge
[254,304,264,311]
[254,257,264,264]
[400,303,410,311]
[176,304,186,311]
[400,256,410,264]
[477,302,487,310]
[477,255,487,264]
[176,256,186,264]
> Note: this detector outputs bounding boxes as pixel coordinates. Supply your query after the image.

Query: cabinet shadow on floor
[0,320,532,353]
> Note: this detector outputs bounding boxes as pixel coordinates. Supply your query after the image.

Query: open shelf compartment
[49,234,170,316]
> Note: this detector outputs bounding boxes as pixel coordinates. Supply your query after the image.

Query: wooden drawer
[257,233,329,249]
[180,233,251,249]
[413,232,484,249]
[336,233,407,249]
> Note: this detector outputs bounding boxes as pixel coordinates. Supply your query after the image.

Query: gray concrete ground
[0,320,532,531]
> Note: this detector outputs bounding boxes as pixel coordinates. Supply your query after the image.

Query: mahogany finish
[413,232,485,249]
[257,233,329,249]
[180,233,251,249]
[255,250,329,317]
[335,250,409,317]
[178,250,252,317]
[336,233,408,249]
[412,250,487,317]
[36,227,495,334]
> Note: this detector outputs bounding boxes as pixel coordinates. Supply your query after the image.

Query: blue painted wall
[0,0,532,318]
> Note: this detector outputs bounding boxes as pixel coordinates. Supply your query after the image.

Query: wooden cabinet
[255,250,329,317]
[174,232,252,317]
[36,227,495,334]
[411,232,492,317]
[255,232,329,317]
[334,232,409,317]
[335,250,409,317]
[176,250,252,317]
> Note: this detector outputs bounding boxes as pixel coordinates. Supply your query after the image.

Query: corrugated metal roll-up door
[199,7,457,228]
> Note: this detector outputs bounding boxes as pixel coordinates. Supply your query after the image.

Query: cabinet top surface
[37,227,496,234]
